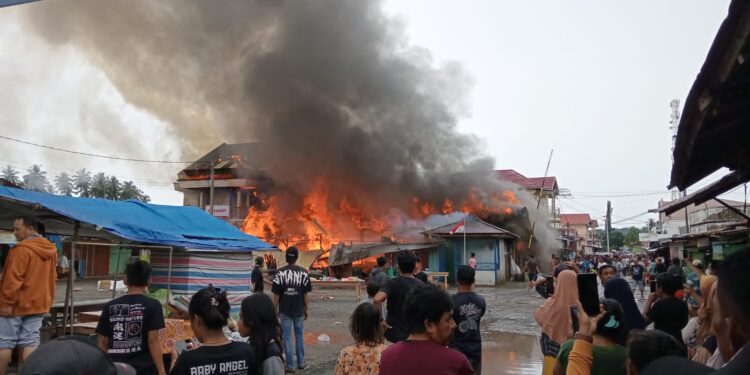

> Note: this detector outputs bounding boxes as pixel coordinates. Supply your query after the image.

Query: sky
[0,0,740,228]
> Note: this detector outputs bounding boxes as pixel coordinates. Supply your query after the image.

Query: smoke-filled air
[19,0,559,253]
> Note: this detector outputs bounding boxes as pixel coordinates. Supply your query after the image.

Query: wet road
[302,282,545,374]
[60,279,548,374]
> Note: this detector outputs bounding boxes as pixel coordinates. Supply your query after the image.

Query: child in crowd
[170,287,254,375]
[96,260,166,375]
[450,266,486,375]
[334,303,388,375]
[239,293,285,375]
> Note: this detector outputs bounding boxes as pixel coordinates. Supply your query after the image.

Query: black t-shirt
[380,276,423,343]
[96,294,166,375]
[271,265,312,318]
[415,271,428,283]
[655,263,668,274]
[632,264,645,281]
[647,297,689,344]
[170,342,255,375]
[251,266,264,293]
[449,292,486,361]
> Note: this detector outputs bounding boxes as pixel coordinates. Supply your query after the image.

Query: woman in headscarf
[691,276,718,365]
[604,277,647,345]
[535,269,579,375]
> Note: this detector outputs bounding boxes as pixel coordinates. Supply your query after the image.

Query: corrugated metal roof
[422,215,519,238]
[560,213,593,226]
[328,242,438,266]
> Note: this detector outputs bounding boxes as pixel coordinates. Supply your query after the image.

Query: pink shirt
[468,258,477,269]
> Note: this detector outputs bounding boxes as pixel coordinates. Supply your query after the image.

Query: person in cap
[272,246,312,372]
[251,256,265,293]
[20,336,136,375]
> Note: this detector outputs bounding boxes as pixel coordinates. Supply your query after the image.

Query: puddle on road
[483,331,543,375]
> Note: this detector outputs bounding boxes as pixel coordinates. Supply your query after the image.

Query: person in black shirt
[272,247,312,372]
[450,265,486,374]
[96,260,166,375]
[414,256,429,283]
[251,256,265,293]
[239,293,285,375]
[373,251,423,343]
[642,272,689,348]
[169,287,254,375]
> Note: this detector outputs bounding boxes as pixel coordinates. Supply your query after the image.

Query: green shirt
[556,339,627,375]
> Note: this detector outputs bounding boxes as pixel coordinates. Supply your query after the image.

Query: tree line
[0,165,150,202]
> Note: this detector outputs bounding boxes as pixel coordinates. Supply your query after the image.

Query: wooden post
[62,221,80,336]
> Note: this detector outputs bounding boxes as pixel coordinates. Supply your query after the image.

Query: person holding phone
[169,287,255,375]
[553,298,628,375]
[535,270,579,375]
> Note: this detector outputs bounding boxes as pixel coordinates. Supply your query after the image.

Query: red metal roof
[560,213,593,226]
[496,169,558,191]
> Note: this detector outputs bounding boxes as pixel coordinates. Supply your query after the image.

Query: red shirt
[379,340,475,375]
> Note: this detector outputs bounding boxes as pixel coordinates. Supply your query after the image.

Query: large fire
[241,180,524,255]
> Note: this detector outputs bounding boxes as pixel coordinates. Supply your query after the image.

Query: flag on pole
[450,220,465,234]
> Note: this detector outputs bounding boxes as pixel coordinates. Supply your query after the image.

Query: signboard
[0,231,15,245]
[205,205,230,218]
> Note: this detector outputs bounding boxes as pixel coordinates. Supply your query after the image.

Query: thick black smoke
[21,0,558,251]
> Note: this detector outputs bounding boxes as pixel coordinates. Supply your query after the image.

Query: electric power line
[0,135,191,164]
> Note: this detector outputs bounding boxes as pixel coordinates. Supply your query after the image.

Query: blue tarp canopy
[0,186,275,251]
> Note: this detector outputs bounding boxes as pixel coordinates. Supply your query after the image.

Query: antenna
[669,99,680,201]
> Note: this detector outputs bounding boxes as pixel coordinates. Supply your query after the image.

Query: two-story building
[559,213,600,255]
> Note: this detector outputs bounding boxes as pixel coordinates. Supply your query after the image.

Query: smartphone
[650,281,657,293]
[175,340,188,354]
[545,276,555,296]
[577,273,600,316]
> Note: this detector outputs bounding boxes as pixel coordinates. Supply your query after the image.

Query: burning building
[175,142,556,279]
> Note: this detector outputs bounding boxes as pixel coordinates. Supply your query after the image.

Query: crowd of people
[530,249,750,375]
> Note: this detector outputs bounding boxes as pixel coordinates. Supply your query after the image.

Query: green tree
[121,181,150,202]
[1,166,21,185]
[624,226,641,247]
[72,168,92,197]
[54,172,74,196]
[23,165,52,192]
[90,172,108,198]
[105,175,122,200]
[609,231,625,249]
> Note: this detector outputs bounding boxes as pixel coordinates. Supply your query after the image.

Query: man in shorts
[631,257,646,298]
[0,217,57,375]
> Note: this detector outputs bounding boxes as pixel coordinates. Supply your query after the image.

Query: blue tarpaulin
[0,186,274,251]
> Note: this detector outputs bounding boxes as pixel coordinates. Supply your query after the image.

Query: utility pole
[669,100,681,201]
[606,201,612,252]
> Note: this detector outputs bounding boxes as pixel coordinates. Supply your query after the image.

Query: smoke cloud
[20,0,558,253]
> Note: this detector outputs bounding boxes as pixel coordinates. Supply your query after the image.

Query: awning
[669,0,750,190]
[328,242,438,267]
[656,170,750,215]
[0,186,274,251]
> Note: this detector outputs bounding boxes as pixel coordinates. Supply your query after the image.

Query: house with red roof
[560,213,600,254]
[496,169,560,227]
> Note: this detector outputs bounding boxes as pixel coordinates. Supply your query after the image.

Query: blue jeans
[0,315,44,349]
[280,314,305,369]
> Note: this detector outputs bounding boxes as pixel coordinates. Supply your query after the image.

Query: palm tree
[89,172,108,198]
[54,172,74,196]
[23,165,51,192]
[1,166,21,186]
[72,168,92,197]
[105,175,122,200]
[121,181,150,202]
